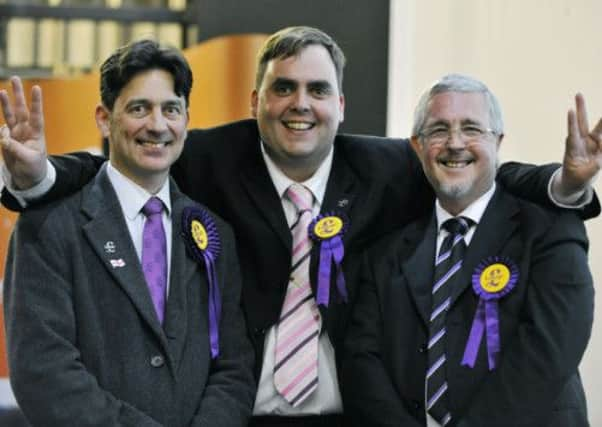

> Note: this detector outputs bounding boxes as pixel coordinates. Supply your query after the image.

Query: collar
[106,161,172,220]
[260,140,333,205]
[435,182,496,230]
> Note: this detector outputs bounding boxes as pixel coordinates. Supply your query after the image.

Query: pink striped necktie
[274,183,321,407]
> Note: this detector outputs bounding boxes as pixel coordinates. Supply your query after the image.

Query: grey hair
[411,73,504,137]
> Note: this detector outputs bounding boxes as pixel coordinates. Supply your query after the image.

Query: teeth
[442,160,469,168]
[284,122,313,130]
[138,140,169,146]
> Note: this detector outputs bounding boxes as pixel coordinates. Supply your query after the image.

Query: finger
[0,88,16,129]
[29,85,44,134]
[567,108,579,151]
[591,117,602,148]
[10,76,30,125]
[574,93,590,137]
[0,124,9,149]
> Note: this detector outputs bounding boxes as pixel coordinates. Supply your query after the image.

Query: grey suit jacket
[3,165,255,426]
[343,187,594,427]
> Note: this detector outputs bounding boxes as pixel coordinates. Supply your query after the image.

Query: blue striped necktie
[426,216,472,426]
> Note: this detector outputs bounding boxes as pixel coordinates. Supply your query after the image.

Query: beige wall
[388,0,602,423]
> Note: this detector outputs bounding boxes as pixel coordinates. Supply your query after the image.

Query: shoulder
[504,189,587,243]
[184,119,259,153]
[13,190,83,247]
[334,133,417,175]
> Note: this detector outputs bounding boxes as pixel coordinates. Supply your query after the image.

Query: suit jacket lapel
[402,213,438,326]
[239,139,291,250]
[162,184,194,369]
[81,166,168,348]
[449,188,520,307]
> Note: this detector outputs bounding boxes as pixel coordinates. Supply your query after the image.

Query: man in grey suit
[2,40,255,426]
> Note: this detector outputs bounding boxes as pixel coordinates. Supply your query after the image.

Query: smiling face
[251,44,345,182]
[96,68,188,193]
[411,91,501,214]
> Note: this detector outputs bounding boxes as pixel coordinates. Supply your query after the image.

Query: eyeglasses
[418,125,498,146]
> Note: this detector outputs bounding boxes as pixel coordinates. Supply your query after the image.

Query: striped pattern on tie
[426,216,471,426]
[274,184,321,407]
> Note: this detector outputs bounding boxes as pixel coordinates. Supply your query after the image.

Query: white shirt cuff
[1,159,56,208]
[548,167,594,209]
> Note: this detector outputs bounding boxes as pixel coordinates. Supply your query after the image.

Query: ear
[251,90,259,118]
[338,94,345,123]
[410,135,423,159]
[496,133,504,149]
[95,104,110,138]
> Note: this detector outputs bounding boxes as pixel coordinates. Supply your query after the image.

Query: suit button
[418,344,427,353]
[150,355,164,368]
[412,400,421,410]
[253,328,265,337]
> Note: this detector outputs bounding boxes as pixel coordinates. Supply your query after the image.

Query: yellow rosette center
[479,263,510,293]
[191,219,208,250]
[314,216,343,239]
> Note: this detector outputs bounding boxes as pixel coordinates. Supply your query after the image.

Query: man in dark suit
[342,74,594,427]
[2,40,255,426]
[1,27,601,427]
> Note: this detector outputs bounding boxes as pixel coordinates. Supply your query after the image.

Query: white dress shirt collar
[106,162,172,219]
[260,140,333,206]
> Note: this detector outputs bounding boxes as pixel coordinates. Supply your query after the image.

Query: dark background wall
[195,0,390,136]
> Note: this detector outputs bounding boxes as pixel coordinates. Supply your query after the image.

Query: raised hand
[553,93,602,199]
[0,76,48,190]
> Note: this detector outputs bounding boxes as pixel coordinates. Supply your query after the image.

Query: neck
[109,162,168,194]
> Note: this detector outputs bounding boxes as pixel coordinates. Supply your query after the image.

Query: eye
[128,104,148,118]
[311,85,331,98]
[273,83,293,96]
[425,127,449,139]
[461,125,484,138]
[163,104,182,119]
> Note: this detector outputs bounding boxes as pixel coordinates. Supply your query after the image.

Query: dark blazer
[3,165,255,426]
[3,119,597,381]
[342,187,594,427]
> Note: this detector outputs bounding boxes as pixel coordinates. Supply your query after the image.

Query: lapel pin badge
[110,258,126,268]
[337,198,349,208]
[104,241,116,253]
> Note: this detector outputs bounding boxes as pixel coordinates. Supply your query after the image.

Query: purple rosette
[461,255,519,370]
[182,206,222,359]
[308,212,349,307]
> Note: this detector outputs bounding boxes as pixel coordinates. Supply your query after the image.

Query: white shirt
[105,162,173,292]
[252,142,344,416]
[426,183,496,427]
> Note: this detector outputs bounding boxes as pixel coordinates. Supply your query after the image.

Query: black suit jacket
[3,119,598,381]
[342,188,594,427]
[3,166,255,426]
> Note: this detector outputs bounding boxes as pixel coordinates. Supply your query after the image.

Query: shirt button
[150,355,164,368]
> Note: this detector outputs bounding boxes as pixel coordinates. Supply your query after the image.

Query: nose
[290,89,310,113]
[447,128,466,149]
[147,107,168,132]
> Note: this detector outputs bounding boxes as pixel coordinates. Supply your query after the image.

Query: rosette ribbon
[182,206,222,359]
[308,212,349,307]
[462,256,518,370]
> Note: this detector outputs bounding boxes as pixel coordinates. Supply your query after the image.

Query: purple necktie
[141,197,167,324]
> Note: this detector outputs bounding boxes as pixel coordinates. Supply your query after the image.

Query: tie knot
[142,197,164,217]
[442,216,472,236]
[286,184,313,213]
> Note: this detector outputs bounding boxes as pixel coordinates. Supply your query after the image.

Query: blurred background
[0,0,600,425]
